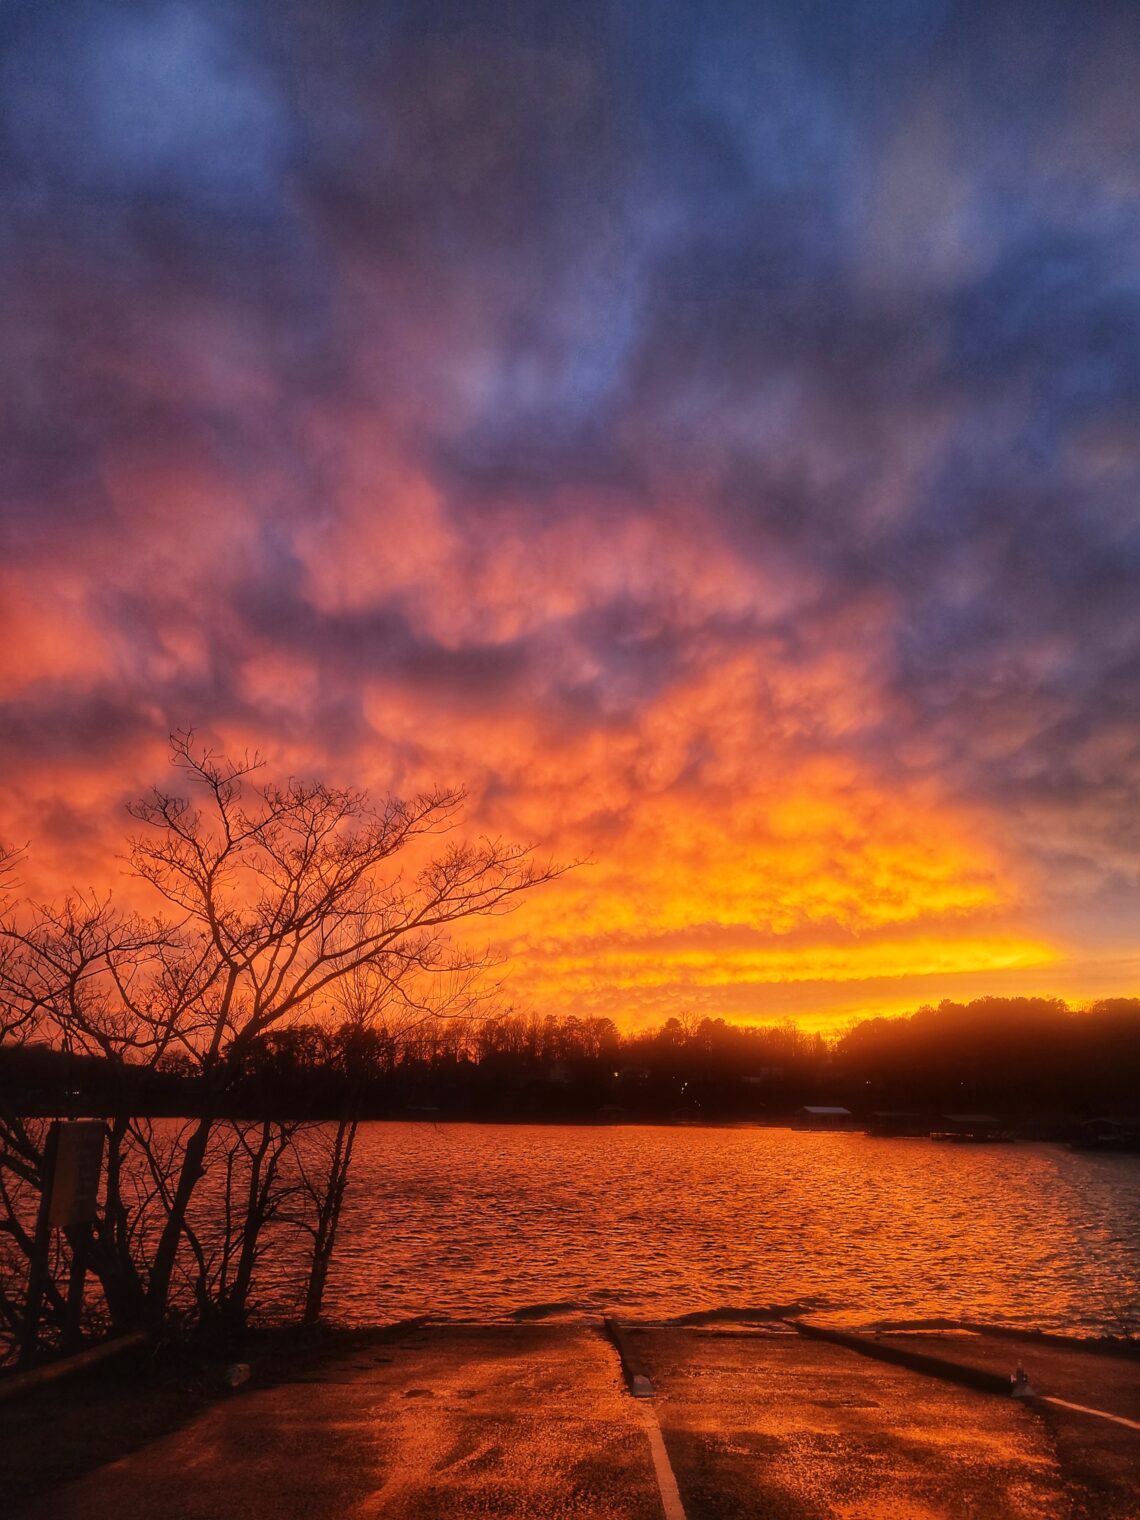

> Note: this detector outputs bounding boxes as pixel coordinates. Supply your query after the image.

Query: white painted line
[1040,1396,1140,1433]
[640,1401,688,1520]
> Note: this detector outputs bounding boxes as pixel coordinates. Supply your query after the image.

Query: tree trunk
[226,1121,275,1333]
[303,1114,357,1326]
[144,1113,213,1328]
[90,1116,146,1328]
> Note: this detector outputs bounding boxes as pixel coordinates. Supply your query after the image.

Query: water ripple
[294,1123,1140,1335]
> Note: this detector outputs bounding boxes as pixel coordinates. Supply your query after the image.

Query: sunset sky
[2,1,1138,1030]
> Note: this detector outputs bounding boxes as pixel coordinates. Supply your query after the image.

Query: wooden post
[19,1119,106,1367]
[19,1121,61,1368]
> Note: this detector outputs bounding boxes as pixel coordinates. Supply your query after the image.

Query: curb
[0,1329,150,1400]
[603,1316,656,1397]
[787,1320,1014,1397]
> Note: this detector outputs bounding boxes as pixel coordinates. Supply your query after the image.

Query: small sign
[48,1120,105,1228]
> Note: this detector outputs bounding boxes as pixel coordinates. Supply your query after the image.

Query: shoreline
[13,1109,1140,1136]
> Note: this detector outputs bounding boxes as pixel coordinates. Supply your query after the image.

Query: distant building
[793,1105,855,1131]
[1071,1117,1140,1153]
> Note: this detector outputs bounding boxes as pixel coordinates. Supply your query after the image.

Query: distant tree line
[7,996,1139,1129]
[834,996,1140,1113]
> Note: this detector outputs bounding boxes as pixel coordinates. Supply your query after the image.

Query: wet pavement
[18,1323,659,1520]
[628,1323,1065,1519]
[827,1325,1140,1520]
[14,1320,1140,1519]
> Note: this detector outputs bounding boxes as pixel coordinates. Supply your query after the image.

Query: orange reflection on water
[308,1124,1139,1335]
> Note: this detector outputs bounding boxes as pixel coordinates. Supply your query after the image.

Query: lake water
[312,1123,1140,1336]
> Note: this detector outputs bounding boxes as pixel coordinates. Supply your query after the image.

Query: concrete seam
[599,1318,688,1520]
[639,1401,688,1520]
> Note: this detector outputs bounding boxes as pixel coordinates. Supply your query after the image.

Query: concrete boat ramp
[10,1316,1140,1519]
